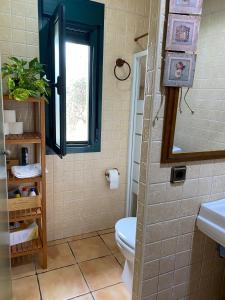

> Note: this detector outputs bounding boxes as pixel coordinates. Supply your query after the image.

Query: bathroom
[1,0,225,299]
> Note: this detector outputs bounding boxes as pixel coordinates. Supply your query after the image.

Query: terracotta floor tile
[97,228,114,235]
[47,238,68,247]
[36,243,76,273]
[47,232,98,246]
[70,236,110,262]
[100,233,119,253]
[71,294,93,300]
[11,257,36,279]
[38,265,89,300]
[114,251,125,267]
[12,275,40,300]
[80,256,122,291]
[93,283,131,300]
[68,231,98,242]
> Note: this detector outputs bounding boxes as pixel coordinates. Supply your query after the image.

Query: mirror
[162,0,225,163]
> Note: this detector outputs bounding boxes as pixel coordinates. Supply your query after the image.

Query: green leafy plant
[2,57,50,101]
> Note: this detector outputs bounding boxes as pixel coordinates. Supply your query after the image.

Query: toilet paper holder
[105,168,120,181]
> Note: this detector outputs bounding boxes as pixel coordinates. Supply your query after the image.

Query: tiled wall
[175,0,225,153]
[0,0,149,240]
[133,0,225,299]
[0,0,39,63]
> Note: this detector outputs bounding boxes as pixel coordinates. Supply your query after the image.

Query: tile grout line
[98,231,124,269]
[47,228,115,247]
[47,232,100,247]
[63,291,93,300]
[53,235,99,245]
[67,241,92,293]
[67,231,124,296]
[91,281,124,293]
[12,228,124,299]
[36,262,78,275]
[36,273,43,300]
[90,290,95,300]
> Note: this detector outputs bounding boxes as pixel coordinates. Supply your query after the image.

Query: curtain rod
[134,32,148,42]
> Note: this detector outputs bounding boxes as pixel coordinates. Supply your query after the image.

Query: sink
[197,199,225,247]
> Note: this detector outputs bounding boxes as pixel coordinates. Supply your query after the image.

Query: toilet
[115,217,137,292]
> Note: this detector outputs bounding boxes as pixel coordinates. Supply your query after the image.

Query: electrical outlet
[170,166,186,183]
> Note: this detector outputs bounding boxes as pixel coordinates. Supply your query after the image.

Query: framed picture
[163,52,196,87]
[166,14,201,52]
[169,0,203,15]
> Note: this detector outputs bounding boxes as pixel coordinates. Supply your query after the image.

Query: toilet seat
[115,217,137,250]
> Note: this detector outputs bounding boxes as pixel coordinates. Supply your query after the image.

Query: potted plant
[2,57,50,101]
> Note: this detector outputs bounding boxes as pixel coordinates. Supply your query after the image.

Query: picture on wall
[163,52,196,87]
[169,0,204,15]
[166,14,201,52]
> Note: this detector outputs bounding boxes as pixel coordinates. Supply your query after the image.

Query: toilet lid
[115,217,137,249]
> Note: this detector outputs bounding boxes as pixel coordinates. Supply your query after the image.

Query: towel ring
[114,58,131,81]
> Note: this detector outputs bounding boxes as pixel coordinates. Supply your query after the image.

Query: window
[66,42,89,143]
[38,0,104,157]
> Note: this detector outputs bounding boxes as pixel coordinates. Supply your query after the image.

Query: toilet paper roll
[8,122,23,134]
[4,110,16,123]
[4,123,9,135]
[106,169,120,190]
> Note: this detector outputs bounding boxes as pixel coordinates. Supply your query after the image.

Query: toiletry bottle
[21,187,29,197]
[21,147,29,166]
[29,188,36,197]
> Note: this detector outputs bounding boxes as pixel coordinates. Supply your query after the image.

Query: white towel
[11,163,42,179]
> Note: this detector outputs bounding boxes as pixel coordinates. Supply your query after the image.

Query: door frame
[126,49,148,217]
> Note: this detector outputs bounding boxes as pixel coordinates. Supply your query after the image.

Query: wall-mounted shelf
[4,96,47,269]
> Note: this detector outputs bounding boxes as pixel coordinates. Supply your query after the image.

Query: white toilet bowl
[115,217,137,292]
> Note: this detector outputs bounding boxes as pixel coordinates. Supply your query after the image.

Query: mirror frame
[161,87,225,163]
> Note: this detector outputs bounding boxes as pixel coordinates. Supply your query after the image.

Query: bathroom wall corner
[135,0,225,299]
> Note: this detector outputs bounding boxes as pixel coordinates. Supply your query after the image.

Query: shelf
[8,176,42,185]
[8,194,42,221]
[8,195,42,212]
[3,95,42,103]
[11,238,43,258]
[9,208,42,222]
[5,96,47,268]
[5,132,41,145]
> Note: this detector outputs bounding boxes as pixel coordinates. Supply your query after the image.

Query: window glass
[66,42,90,142]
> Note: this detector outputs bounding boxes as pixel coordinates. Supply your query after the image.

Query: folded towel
[11,163,42,179]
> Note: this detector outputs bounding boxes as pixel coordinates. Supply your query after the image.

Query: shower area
[126,50,147,217]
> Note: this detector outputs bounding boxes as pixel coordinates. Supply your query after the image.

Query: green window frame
[38,0,104,157]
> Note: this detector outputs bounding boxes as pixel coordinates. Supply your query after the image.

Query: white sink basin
[197,199,225,247]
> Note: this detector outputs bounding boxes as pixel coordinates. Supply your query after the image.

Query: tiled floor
[11,228,131,300]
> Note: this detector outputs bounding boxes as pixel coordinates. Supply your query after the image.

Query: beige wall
[0,0,149,240]
[175,0,225,153]
[133,0,225,299]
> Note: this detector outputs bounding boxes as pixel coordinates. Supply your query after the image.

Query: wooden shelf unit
[7,176,42,185]
[4,96,47,269]
[6,133,41,145]
[11,238,43,258]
